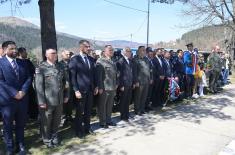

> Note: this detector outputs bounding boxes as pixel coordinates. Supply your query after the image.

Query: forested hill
[181,25,225,50]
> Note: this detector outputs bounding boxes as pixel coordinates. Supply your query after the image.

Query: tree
[151,0,188,4]
[181,0,235,66]
[38,0,57,60]
[0,0,56,60]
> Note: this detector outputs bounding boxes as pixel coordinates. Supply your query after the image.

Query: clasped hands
[14,91,25,100]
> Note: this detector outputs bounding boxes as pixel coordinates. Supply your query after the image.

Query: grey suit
[96,57,117,125]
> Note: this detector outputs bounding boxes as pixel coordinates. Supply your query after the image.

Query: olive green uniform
[59,60,74,121]
[207,52,222,92]
[35,61,69,145]
[96,57,117,126]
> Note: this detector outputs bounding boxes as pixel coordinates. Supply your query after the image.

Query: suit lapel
[78,54,90,70]
[3,57,17,78]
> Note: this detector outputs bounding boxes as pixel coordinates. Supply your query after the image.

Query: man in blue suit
[0,41,32,155]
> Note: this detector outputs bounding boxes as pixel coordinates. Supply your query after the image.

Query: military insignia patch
[35,68,40,74]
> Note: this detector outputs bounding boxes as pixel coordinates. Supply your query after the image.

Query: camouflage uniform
[59,60,74,121]
[207,52,222,93]
[96,57,117,126]
[35,61,69,146]
[132,56,151,114]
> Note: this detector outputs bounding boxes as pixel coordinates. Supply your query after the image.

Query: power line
[103,0,147,13]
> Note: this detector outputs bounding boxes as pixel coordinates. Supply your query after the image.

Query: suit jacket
[162,58,173,78]
[172,57,185,77]
[0,56,32,106]
[152,56,165,80]
[69,54,96,93]
[116,56,133,87]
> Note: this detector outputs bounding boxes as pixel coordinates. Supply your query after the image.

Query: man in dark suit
[117,47,133,121]
[162,50,173,102]
[69,40,98,138]
[172,49,185,93]
[152,48,165,108]
[0,41,32,155]
[18,47,37,120]
[145,47,154,111]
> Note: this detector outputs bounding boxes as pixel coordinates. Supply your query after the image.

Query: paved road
[55,83,235,155]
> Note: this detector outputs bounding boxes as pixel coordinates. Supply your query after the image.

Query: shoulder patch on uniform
[35,68,40,74]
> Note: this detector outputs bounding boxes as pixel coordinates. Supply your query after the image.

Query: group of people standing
[0,39,230,154]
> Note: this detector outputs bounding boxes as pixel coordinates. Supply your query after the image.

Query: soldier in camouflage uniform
[35,49,69,148]
[59,50,74,124]
[133,46,151,115]
[207,45,223,93]
[96,45,118,128]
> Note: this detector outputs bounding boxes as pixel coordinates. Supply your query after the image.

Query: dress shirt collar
[6,55,15,63]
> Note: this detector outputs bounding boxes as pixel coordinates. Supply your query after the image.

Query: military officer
[207,45,223,93]
[96,45,118,128]
[133,46,151,115]
[35,48,69,148]
[59,50,74,124]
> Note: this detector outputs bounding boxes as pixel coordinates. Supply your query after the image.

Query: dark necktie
[12,60,19,79]
[84,56,90,69]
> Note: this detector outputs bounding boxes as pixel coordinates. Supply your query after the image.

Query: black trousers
[120,86,132,120]
[74,92,93,135]
[209,70,220,92]
[28,85,38,119]
[145,84,154,108]
[152,78,164,107]
[185,74,195,97]
[63,92,74,118]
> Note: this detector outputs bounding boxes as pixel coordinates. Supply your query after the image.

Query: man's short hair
[138,46,145,50]
[104,45,112,48]
[2,41,16,49]
[146,47,153,53]
[177,49,183,53]
[18,47,26,55]
[79,40,90,45]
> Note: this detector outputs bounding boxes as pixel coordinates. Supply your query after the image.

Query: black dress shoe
[46,141,55,148]
[6,151,14,155]
[76,132,85,139]
[121,118,129,122]
[15,144,26,153]
[100,124,109,129]
[85,129,96,135]
[52,137,60,146]
[107,122,117,126]
[15,144,26,155]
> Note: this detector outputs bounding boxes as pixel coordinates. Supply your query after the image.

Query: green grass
[0,118,100,155]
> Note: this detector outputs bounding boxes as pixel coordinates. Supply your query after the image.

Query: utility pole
[130,33,133,48]
[147,0,150,47]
